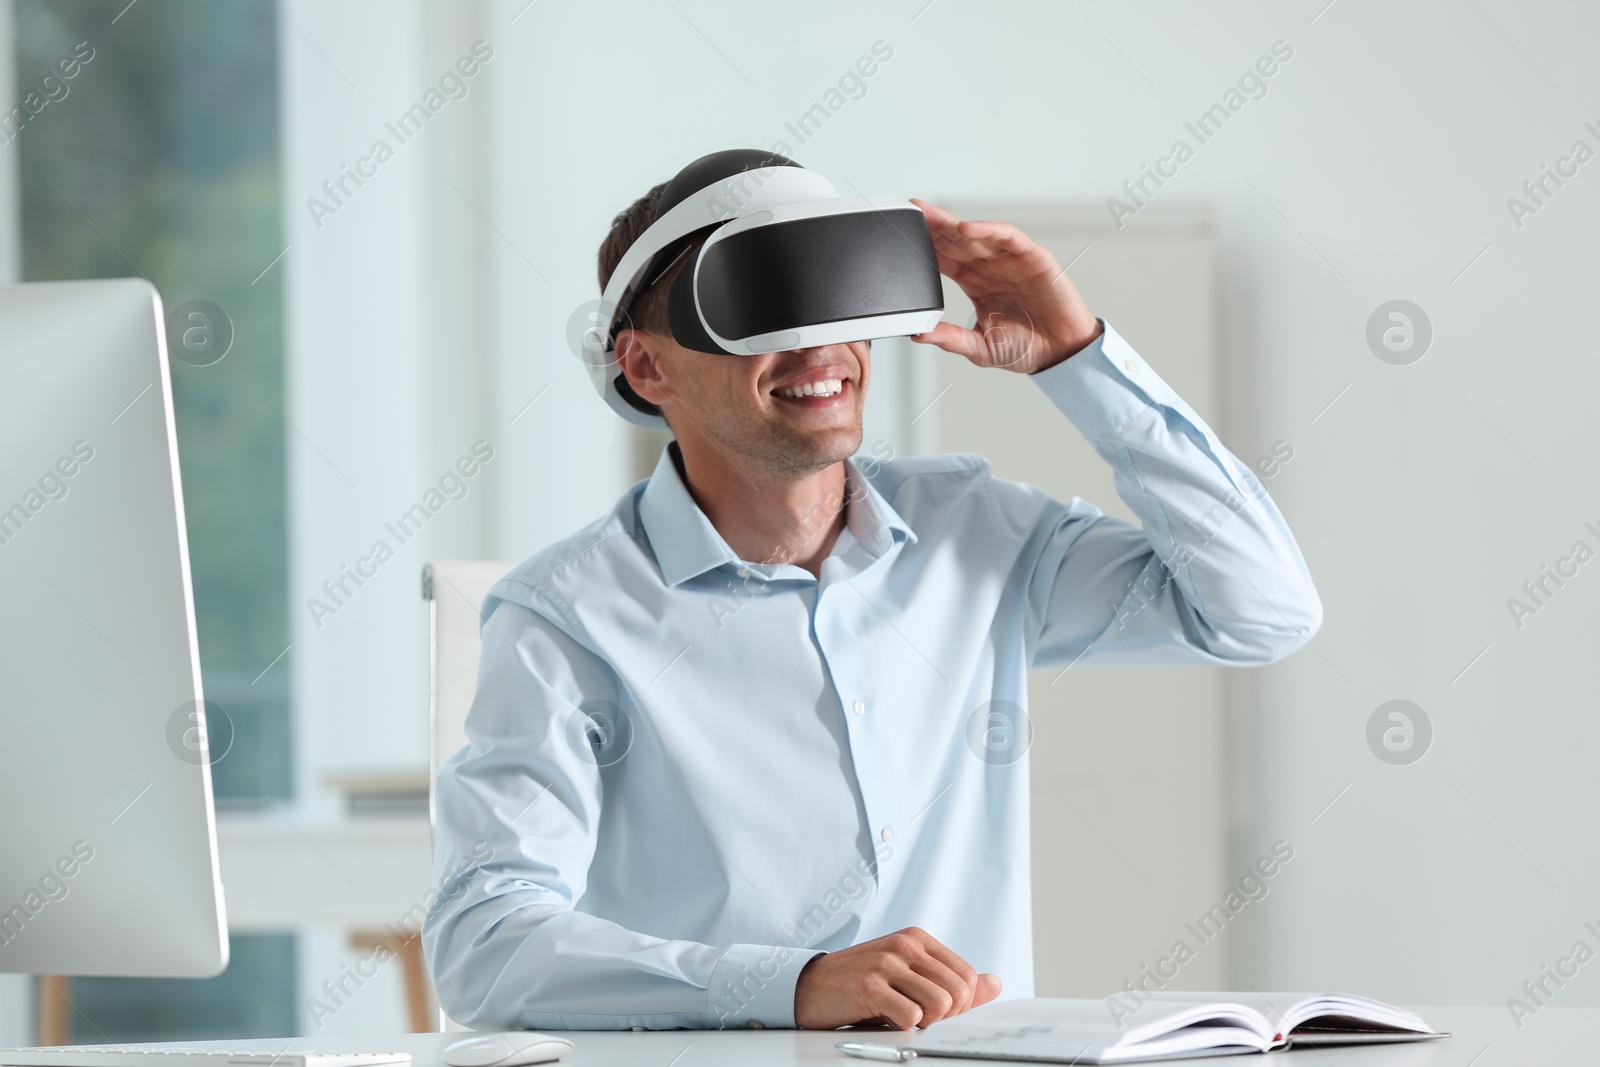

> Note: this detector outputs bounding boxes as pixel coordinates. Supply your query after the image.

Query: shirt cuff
[707,943,827,1029]
[1029,318,1178,440]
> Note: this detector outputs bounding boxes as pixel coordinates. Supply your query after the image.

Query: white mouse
[442,1032,575,1067]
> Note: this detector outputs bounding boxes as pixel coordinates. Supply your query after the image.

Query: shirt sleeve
[421,594,823,1031]
[998,318,1323,668]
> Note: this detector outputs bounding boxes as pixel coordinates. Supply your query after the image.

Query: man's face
[624,331,872,481]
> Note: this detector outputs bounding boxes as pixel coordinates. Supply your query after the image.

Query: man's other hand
[793,926,1003,1030]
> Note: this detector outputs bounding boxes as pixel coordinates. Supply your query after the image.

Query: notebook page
[1117,992,1434,1042]
[909,998,1274,1063]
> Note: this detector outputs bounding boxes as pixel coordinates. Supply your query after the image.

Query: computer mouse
[441,1032,574,1067]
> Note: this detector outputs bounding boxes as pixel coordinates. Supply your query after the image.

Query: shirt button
[736,567,751,578]
[747,1020,765,1029]
[1123,357,1134,372]
[881,826,894,843]
[852,700,866,715]
[631,1026,646,1032]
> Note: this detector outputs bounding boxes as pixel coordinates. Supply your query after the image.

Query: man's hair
[597,181,700,422]
[597,181,670,335]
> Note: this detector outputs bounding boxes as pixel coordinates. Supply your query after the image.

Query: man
[423,152,1322,1032]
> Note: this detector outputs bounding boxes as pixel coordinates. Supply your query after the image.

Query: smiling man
[423,150,1322,1032]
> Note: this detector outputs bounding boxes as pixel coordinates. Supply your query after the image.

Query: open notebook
[906,993,1447,1064]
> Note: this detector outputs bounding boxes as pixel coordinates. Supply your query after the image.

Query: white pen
[835,1041,918,1061]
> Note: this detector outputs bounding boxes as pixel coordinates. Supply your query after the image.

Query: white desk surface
[63,1007,1598,1066]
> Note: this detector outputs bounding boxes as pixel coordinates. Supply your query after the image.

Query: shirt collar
[637,443,917,587]
[842,458,917,557]
[637,443,738,587]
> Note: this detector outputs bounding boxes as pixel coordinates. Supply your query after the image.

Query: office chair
[422,561,513,1032]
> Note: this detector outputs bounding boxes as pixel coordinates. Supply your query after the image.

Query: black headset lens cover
[667,207,944,355]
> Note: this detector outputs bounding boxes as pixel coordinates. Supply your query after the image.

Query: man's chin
[767,426,863,474]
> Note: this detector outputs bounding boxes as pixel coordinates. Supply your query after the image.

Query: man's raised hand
[908,198,1102,375]
[793,926,1002,1030]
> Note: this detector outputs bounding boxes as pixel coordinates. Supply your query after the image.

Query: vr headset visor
[668,195,944,356]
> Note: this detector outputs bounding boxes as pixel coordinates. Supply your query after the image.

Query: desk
[52,1007,1598,1065]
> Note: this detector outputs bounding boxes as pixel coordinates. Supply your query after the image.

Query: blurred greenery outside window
[14,0,294,1040]
[15,0,291,803]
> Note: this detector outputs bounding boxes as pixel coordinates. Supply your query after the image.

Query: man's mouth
[775,379,844,399]
[771,369,850,406]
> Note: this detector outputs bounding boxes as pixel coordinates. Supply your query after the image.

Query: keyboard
[0,1048,411,1067]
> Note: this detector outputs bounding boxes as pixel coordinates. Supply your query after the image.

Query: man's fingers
[905,955,976,1020]
[925,214,1030,262]
[922,209,1061,288]
[920,204,1039,264]
[915,201,996,263]
[885,968,956,1027]
[974,973,1003,1008]
[905,931,982,1019]
[915,198,1067,294]
[955,218,1031,258]
[909,321,985,362]
[918,932,981,984]
[910,197,961,232]
[865,981,926,1031]
[913,318,1037,371]
[916,199,1061,301]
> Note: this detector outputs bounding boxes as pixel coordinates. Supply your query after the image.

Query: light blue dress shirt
[423,319,1322,1031]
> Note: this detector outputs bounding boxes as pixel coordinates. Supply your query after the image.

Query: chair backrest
[423,560,512,1031]
[423,560,514,826]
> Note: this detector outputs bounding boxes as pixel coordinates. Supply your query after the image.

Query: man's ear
[615,328,672,407]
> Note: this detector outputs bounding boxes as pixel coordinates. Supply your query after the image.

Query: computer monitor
[0,278,227,977]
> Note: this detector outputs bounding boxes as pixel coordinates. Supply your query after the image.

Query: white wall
[275,0,1600,1013]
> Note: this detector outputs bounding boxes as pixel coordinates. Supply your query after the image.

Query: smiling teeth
[777,379,843,398]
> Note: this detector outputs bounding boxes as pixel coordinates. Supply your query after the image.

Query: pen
[835,1041,917,1061]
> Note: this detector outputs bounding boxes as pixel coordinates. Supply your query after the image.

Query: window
[13,0,293,1040]
[64,938,296,1044]
[15,0,290,801]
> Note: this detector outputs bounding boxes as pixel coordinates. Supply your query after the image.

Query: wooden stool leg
[349,930,435,1033]
[37,976,73,1046]
[393,937,431,1033]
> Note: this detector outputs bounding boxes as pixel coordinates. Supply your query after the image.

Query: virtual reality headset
[586,149,945,429]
